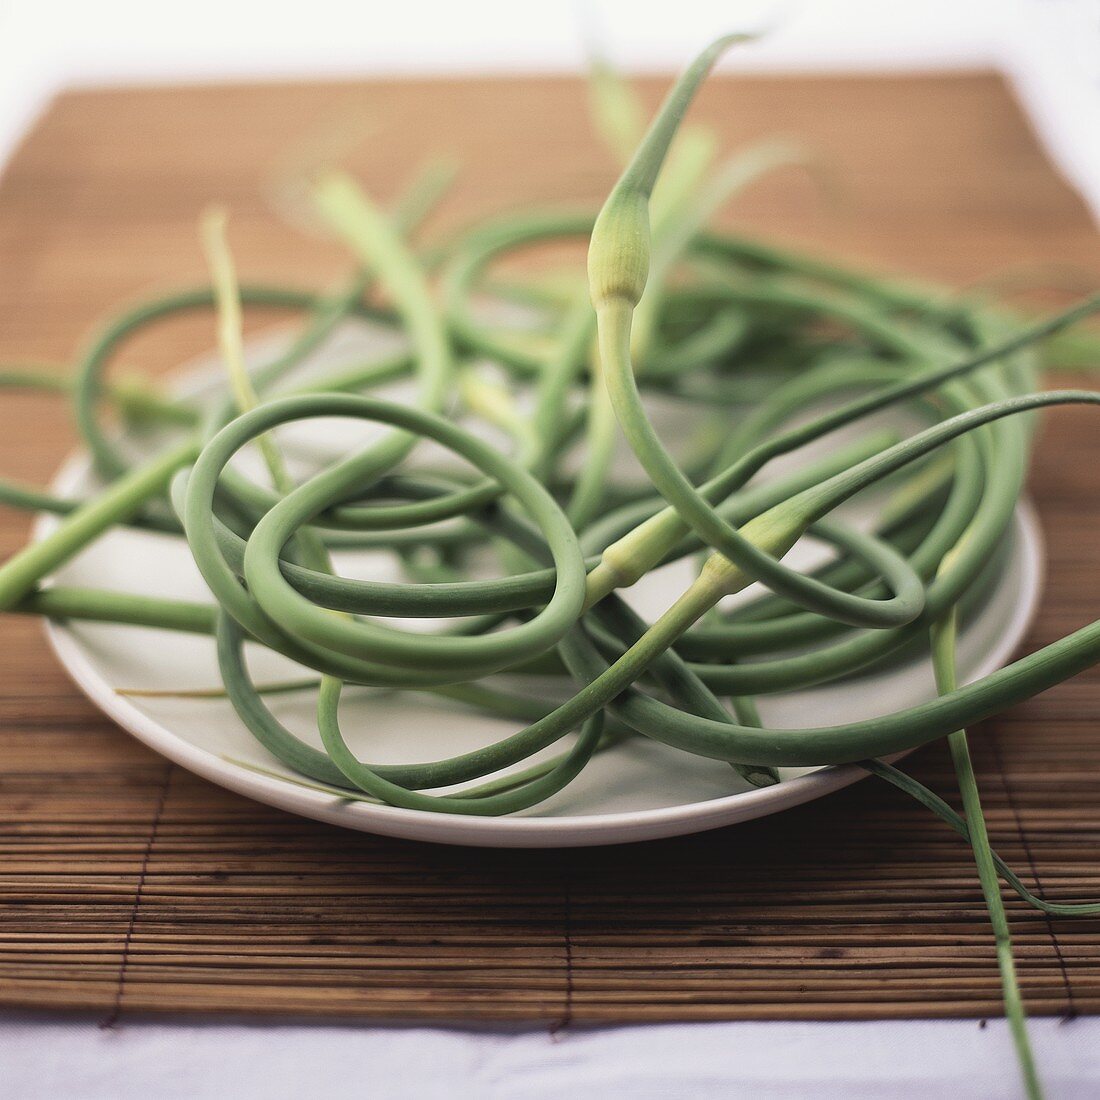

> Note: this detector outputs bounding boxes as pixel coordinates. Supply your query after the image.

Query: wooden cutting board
[0,71,1098,1024]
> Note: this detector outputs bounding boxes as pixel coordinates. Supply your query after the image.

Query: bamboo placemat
[0,71,1098,1025]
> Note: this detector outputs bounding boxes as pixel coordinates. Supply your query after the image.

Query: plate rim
[36,445,1046,847]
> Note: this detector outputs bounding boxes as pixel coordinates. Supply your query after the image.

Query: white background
[0,0,1097,218]
[0,1,1007,161]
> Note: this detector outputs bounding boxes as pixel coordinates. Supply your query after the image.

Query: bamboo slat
[0,71,1097,1024]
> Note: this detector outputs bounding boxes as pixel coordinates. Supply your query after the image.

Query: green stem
[0,438,197,611]
[15,586,215,634]
[931,562,1042,1100]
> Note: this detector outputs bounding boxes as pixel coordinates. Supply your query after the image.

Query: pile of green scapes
[2,35,1099,1097]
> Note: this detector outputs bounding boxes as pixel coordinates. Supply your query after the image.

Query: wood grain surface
[0,71,1098,1024]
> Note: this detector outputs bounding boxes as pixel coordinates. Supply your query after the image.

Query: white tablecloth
[2,1013,1097,1099]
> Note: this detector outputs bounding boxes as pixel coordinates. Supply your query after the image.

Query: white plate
[37,324,1045,847]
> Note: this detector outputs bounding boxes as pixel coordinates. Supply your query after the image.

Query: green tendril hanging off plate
[1,33,1099,1099]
